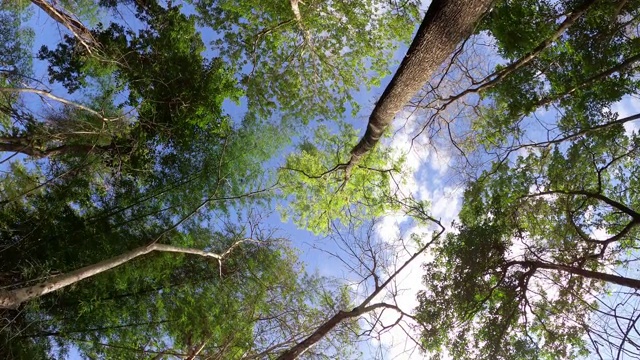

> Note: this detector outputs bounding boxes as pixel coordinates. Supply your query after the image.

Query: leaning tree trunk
[276,306,374,360]
[346,0,494,173]
[0,242,249,310]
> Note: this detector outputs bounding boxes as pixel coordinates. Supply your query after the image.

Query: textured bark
[290,0,312,45]
[0,242,248,309]
[347,0,493,171]
[30,0,98,54]
[276,309,354,360]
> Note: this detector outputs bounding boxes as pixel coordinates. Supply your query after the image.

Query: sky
[12,0,640,359]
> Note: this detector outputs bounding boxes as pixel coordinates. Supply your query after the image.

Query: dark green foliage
[416,1,640,358]
[0,1,384,357]
[475,0,640,148]
[39,4,240,139]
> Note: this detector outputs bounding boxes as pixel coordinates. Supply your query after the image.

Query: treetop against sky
[1,0,640,359]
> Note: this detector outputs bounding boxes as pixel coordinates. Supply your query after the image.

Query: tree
[346,0,493,172]
[38,2,240,142]
[405,1,640,358]
[1,215,360,359]
[29,0,99,54]
[278,206,445,360]
[191,0,422,125]
[405,0,640,173]
[279,0,494,236]
[417,125,640,358]
[413,0,640,355]
[0,239,255,310]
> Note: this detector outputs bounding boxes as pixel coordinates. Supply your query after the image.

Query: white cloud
[430,186,462,224]
[428,148,452,176]
[374,214,404,244]
[388,111,431,200]
[371,113,464,359]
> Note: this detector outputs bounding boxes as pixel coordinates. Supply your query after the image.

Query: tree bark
[0,241,251,310]
[30,0,98,54]
[515,260,640,290]
[346,0,493,172]
[276,309,358,360]
[0,141,99,159]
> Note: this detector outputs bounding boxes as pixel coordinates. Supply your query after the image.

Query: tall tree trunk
[0,241,251,310]
[346,0,493,173]
[276,305,383,360]
[276,310,351,360]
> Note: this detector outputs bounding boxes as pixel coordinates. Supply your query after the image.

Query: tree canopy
[2,0,640,359]
[415,0,640,358]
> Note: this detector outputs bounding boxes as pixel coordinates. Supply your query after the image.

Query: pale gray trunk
[0,243,241,310]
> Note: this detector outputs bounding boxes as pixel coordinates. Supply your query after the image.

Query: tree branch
[0,87,116,123]
[30,0,99,55]
[0,239,258,310]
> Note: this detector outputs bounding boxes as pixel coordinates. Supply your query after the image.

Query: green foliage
[0,5,33,83]
[417,123,640,358]
[416,3,640,357]
[475,0,640,148]
[1,212,358,358]
[58,0,105,25]
[0,0,410,358]
[480,0,557,56]
[0,4,34,130]
[39,4,241,139]
[279,123,403,234]
[191,0,421,125]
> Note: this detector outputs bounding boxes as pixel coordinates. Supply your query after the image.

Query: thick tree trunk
[346,0,493,172]
[517,261,640,290]
[0,242,247,310]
